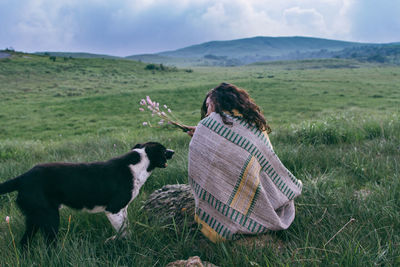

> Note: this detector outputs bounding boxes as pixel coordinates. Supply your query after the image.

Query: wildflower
[61,215,72,250]
[146,96,153,106]
[5,216,19,265]
[138,96,189,131]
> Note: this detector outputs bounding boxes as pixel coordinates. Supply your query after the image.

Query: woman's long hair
[201,83,271,133]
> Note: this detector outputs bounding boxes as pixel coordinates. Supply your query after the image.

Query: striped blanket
[188,112,302,242]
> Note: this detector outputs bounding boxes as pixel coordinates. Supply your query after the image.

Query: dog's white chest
[128,149,151,202]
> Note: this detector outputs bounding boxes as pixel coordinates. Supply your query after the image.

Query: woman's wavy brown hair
[201,83,271,133]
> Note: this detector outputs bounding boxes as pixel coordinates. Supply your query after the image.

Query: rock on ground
[166,256,219,267]
[143,184,197,230]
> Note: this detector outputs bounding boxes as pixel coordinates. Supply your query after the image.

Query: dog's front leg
[105,207,129,242]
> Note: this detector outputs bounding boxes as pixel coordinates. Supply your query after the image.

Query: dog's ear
[165,149,174,160]
[132,143,143,150]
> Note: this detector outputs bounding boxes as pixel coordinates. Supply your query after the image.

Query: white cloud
[198,1,280,39]
[0,0,398,55]
[283,7,327,35]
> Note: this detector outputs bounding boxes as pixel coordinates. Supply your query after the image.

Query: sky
[1,0,399,57]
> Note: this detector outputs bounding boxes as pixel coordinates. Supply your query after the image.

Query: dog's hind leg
[105,207,128,241]
[20,217,39,248]
[38,209,60,247]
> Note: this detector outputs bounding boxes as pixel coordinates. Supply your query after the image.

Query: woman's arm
[186,126,196,137]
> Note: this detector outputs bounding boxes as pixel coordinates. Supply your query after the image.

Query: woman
[187,83,302,242]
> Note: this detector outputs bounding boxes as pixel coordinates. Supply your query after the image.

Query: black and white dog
[0,142,174,247]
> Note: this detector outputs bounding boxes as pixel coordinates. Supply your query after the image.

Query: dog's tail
[0,177,20,195]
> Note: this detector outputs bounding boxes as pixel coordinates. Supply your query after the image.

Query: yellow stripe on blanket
[195,214,226,243]
[230,156,261,215]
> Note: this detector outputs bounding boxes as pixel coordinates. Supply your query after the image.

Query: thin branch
[324,218,356,247]
[313,208,327,225]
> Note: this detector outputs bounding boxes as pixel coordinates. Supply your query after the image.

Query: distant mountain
[160,36,362,57]
[34,36,400,66]
[126,36,400,66]
[35,52,120,59]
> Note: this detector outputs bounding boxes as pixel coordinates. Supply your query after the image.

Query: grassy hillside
[0,53,399,266]
[333,44,400,64]
[128,36,368,66]
[159,36,361,58]
[126,54,204,67]
[34,52,120,59]
[127,36,400,67]
[26,36,400,67]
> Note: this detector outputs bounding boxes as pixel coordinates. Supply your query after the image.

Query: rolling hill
[34,36,400,67]
[128,36,400,66]
[159,36,362,57]
[34,51,120,59]
[127,36,370,66]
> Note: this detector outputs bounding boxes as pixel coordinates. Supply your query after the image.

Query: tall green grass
[276,113,399,145]
[1,118,398,266]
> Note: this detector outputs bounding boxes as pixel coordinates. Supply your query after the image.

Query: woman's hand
[185,126,196,137]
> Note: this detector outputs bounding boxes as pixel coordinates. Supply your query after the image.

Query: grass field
[0,53,399,266]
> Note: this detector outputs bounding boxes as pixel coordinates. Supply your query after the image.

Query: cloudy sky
[1,0,399,56]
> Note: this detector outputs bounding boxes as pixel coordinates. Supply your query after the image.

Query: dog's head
[132,142,174,172]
